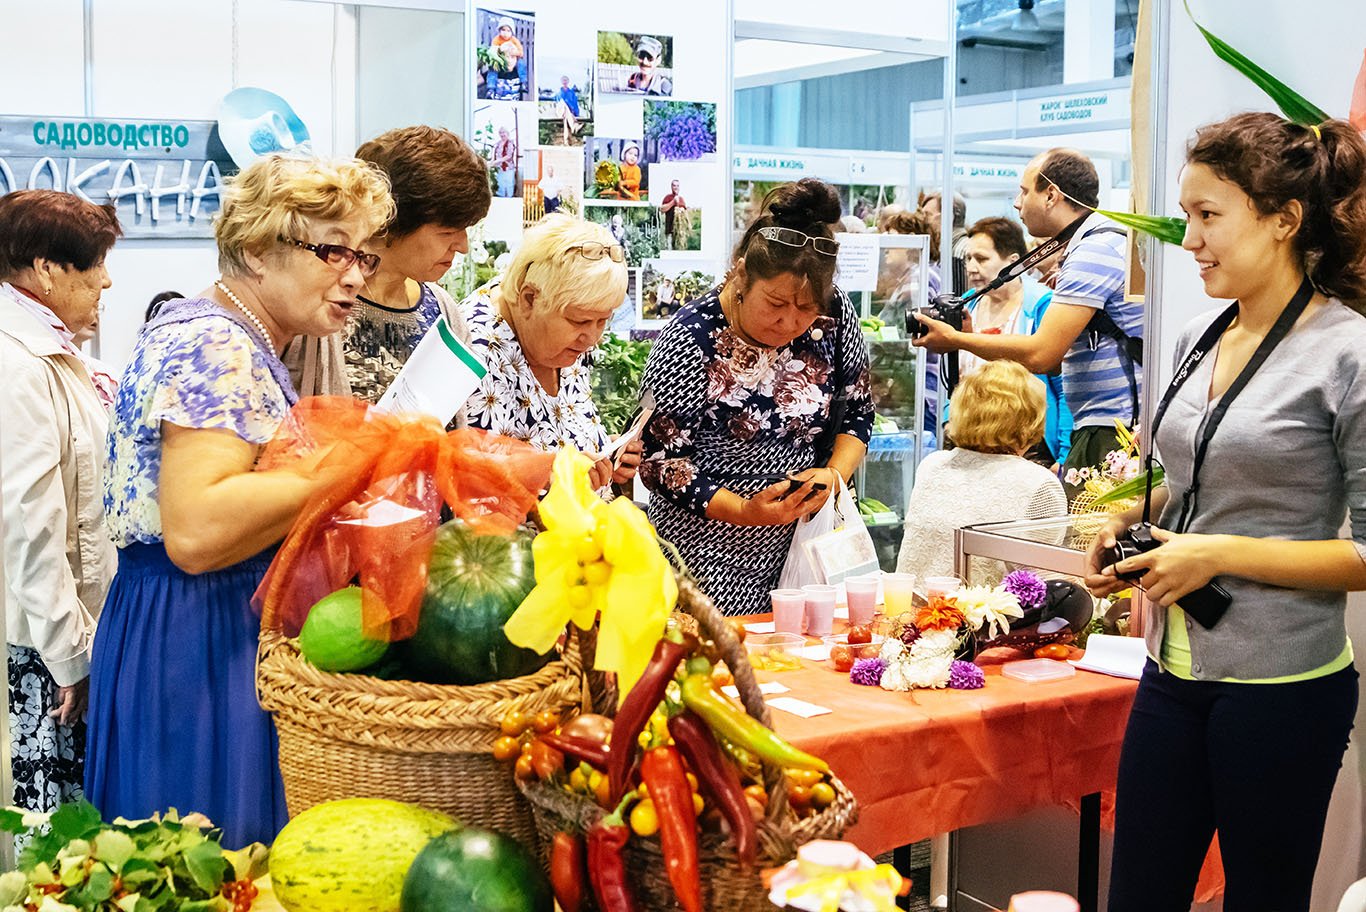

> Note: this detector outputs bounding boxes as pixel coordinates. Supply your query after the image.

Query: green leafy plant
[590,335,653,435]
[597,32,635,66]
[1092,210,1188,246]
[0,801,268,912]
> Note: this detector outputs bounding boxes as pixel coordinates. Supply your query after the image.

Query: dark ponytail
[1186,112,1366,309]
[733,178,842,311]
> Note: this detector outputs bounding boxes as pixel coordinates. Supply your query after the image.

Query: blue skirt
[85,543,287,847]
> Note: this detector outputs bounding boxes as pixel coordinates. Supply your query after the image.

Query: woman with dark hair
[0,190,121,817]
[1084,112,1366,911]
[638,178,874,615]
[286,125,493,403]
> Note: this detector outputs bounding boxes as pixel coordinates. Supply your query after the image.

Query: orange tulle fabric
[251,397,554,640]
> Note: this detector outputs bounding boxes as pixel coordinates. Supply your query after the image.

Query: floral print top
[639,287,874,516]
[103,302,293,546]
[458,288,610,455]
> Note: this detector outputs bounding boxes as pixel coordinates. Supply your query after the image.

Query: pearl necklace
[214,280,278,351]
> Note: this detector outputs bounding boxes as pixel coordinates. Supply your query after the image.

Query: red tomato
[1034,643,1071,661]
[846,624,872,645]
[830,644,855,672]
[857,643,882,660]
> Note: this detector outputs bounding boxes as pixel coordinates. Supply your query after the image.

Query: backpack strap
[1075,224,1142,423]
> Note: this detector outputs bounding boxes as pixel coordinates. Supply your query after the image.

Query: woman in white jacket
[0,189,121,814]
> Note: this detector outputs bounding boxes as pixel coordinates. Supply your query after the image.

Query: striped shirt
[1052,213,1141,429]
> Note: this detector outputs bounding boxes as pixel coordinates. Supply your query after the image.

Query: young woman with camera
[1083,112,1366,911]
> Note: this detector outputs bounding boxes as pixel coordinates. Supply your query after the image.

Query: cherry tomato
[728,618,749,644]
[830,644,854,672]
[491,735,522,762]
[743,784,768,807]
[501,710,530,737]
[532,710,561,734]
[1034,643,1071,661]
[857,643,882,660]
[514,752,536,781]
[810,782,836,808]
[786,768,823,788]
[846,624,872,645]
[630,799,660,837]
[788,785,813,809]
[530,739,564,780]
[712,665,735,688]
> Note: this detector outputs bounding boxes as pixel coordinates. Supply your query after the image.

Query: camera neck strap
[962,211,1093,304]
[1142,276,1315,530]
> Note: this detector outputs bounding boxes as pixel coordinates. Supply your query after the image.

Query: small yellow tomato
[630,799,660,837]
[810,782,836,808]
[500,711,530,737]
[786,769,823,789]
[532,710,561,734]
[692,792,705,815]
[491,735,522,762]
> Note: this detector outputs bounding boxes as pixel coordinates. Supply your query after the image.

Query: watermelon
[269,798,458,912]
[400,521,552,685]
[401,828,552,912]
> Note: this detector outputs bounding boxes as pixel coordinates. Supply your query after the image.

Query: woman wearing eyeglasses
[639,179,875,616]
[85,155,394,846]
[459,214,640,490]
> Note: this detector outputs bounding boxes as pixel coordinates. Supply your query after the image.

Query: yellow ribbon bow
[785,863,904,912]
[503,449,678,702]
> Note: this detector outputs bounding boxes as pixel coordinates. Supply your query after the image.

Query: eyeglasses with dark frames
[281,237,382,277]
[568,243,626,263]
[756,226,840,257]
[638,50,656,61]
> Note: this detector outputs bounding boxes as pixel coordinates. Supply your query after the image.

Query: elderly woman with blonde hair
[85,155,394,845]
[896,360,1066,587]
[460,214,640,488]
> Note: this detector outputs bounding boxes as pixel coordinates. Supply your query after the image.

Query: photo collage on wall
[472,7,722,335]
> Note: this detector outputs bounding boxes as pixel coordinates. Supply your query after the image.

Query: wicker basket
[519,575,859,911]
[256,616,587,852]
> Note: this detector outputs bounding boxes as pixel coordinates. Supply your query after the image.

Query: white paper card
[799,643,832,661]
[744,621,776,633]
[1070,634,1148,680]
[375,315,486,425]
[767,696,833,718]
[723,681,790,698]
[833,232,881,292]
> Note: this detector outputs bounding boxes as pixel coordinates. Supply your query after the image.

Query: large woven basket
[257,616,586,852]
[519,575,859,911]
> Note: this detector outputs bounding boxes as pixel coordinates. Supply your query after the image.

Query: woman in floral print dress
[639,180,874,615]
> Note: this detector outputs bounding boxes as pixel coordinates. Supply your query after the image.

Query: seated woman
[0,190,121,819]
[286,125,491,403]
[896,360,1066,587]
[638,178,875,616]
[459,214,640,490]
[87,155,393,847]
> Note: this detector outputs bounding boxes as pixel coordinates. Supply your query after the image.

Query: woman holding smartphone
[638,179,874,616]
[1084,112,1366,911]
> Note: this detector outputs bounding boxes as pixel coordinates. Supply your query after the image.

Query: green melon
[400,521,552,685]
[269,798,458,912]
[298,586,391,672]
[401,828,552,912]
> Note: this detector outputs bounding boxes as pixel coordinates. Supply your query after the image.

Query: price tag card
[722,681,790,698]
[744,621,776,634]
[767,697,833,718]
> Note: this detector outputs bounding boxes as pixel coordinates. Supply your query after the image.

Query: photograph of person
[638,259,717,326]
[650,174,702,252]
[475,9,534,101]
[536,57,594,146]
[584,137,647,201]
[597,30,674,96]
[472,102,536,200]
[584,204,663,267]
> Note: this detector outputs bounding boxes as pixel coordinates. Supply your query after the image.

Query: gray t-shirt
[1149,299,1366,679]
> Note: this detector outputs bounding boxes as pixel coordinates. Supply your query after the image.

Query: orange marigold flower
[915,597,966,633]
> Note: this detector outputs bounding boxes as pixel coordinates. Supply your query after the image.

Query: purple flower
[849,657,886,686]
[1003,569,1047,612]
[898,622,921,647]
[948,660,985,690]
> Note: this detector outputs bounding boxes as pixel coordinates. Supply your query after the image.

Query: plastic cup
[770,588,807,636]
[883,572,917,616]
[802,584,838,637]
[844,574,880,627]
[925,575,961,600]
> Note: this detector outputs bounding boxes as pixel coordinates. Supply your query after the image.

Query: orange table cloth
[756,646,1138,859]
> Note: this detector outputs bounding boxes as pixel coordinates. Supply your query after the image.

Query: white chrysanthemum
[879,638,907,663]
[909,627,958,659]
[880,659,913,691]
[902,651,953,689]
[954,585,1023,640]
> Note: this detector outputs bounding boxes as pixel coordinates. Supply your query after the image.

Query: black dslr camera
[906,293,967,339]
[1100,522,1232,629]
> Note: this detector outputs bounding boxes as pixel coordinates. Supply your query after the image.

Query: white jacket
[1,292,115,686]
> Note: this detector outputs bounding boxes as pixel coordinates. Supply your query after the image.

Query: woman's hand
[49,677,89,727]
[1082,516,1136,599]
[1114,528,1226,608]
[735,476,828,527]
[611,437,643,485]
[589,456,613,491]
[785,466,840,514]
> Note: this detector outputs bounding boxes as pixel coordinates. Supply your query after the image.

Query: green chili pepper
[679,668,828,773]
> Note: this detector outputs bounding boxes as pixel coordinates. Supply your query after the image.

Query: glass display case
[953,515,1096,585]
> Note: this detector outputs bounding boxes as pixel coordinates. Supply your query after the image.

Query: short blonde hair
[947,360,1046,455]
[499,214,627,316]
[215,155,395,279]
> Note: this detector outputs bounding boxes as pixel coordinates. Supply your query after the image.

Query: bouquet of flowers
[1066,421,1164,545]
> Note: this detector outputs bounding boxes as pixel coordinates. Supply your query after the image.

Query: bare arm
[158,423,333,574]
[914,300,1095,374]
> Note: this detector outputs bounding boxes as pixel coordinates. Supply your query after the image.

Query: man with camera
[911,148,1140,495]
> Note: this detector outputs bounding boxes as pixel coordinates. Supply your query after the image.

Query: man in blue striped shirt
[912,148,1142,498]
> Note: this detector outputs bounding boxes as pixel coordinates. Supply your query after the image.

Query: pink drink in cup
[844,574,880,627]
[770,588,807,635]
[803,584,838,637]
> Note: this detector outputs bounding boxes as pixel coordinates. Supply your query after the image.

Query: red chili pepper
[607,634,690,802]
[540,731,610,770]
[587,796,639,912]
[641,744,703,912]
[668,709,757,868]
[550,831,588,912]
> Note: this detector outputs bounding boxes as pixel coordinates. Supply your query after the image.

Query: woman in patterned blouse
[460,214,642,489]
[87,155,394,846]
[639,179,875,615]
